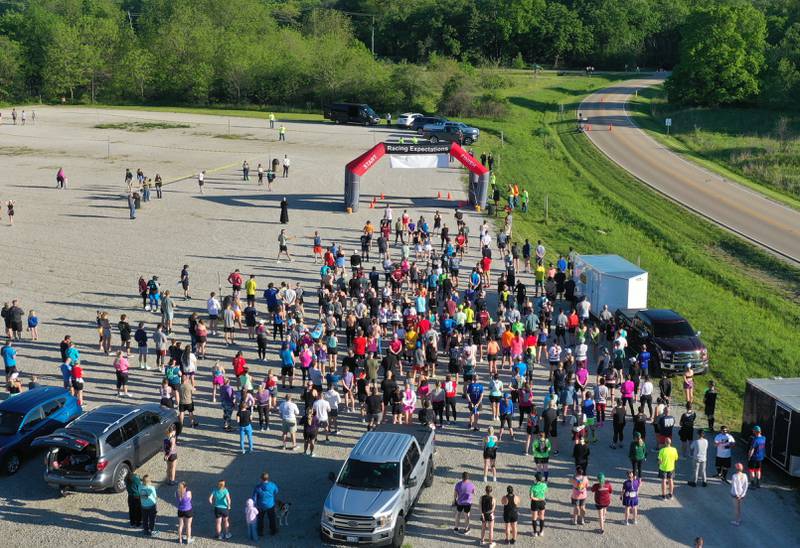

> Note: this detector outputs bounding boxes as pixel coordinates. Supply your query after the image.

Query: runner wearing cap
[747,426,766,488]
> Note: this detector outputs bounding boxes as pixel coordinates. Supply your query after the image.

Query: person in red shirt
[71,363,85,405]
[481,256,492,285]
[232,351,247,377]
[227,269,243,299]
[353,331,367,362]
[591,473,613,534]
[567,310,579,346]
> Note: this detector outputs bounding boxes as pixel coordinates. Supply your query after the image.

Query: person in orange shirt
[501,329,515,370]
[487,338,500,375]
[567,309,580,346]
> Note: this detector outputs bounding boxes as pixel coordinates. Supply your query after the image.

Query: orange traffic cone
[437,191,442,199]
[380,192,385,200]
[369,200,374,209]
[447,192,452,200]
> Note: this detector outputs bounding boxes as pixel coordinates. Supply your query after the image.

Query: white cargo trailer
[572,254,648,314]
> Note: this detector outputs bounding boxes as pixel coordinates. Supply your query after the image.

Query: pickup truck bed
[373,423,434,451]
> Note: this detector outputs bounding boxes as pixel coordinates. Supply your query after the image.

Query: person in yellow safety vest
[268,112,275,129]
[399,137,406,144]
[278,125,286,141]
[411,136,418,144]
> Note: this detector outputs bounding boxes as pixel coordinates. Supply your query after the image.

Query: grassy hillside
[628,85,800,210]
[462,72,800,427]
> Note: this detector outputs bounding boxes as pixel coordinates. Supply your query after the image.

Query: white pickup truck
[321,424,435,547]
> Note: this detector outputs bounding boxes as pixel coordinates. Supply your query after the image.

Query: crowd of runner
[1,192,766,544]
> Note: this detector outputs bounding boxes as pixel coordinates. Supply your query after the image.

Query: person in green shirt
[532,431,552,481]
[139,474,158,536]
[209,479,232,539]
[521,189,529,212]
[629,432,648,478]
[529,472,548,537]
[658,437,679,500]
[126,472,143,527]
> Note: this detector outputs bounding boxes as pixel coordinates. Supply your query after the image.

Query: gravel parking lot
[0,107,797,547]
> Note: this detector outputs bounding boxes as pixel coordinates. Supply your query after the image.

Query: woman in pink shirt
[510,334,524,362]
[299,344,313,384]
[621,375,636,417]
[114,350,130,397]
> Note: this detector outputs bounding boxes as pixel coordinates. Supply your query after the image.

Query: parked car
[615,308,709,376]
[395,113,423,128]
[421,121,480,144]
[411,115,447,133]
[324,103,382,125]
[32,403,179,494]
[0,387,82,475]
[321,424,435,547]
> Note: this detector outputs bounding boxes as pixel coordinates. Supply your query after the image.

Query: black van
[324,103,382,125]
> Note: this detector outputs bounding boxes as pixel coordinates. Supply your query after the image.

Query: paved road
[580,76,800,265]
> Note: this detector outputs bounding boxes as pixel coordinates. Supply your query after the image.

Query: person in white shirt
[577,299,591,322]
[638,376,654,419]
[535,240,546,264]
[384,205,393,222]
[278,394,300,450]
[282,155,290,178]
[207,292,221,335]
[729,462,748,526]
[324,387,342,434]
[313,394,332,441]
[197,170,205,194]
[714,426,736,482]
[689,429,708,487]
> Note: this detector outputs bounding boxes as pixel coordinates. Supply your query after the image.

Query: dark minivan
[324,103,382,125]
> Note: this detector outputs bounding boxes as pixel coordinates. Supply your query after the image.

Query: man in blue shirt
[264,283,280,313]
[637,345,651,375]
[1,340,17,375]
[466,375,484,431]
[252,472,280,536]
[498,392,514,440]
[747,425,766,488]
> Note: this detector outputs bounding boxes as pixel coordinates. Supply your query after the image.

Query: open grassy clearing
[628,85,800,210]
[83,103,324,123]
[460,72,800,427]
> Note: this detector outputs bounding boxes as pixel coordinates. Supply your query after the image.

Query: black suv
[615,309,709,376]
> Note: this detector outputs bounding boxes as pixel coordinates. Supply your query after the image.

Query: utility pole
[341,11,377,56]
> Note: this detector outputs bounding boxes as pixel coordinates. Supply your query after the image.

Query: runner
[528,472,547,537]
[209,480,232,539]
[689,429,708,487]
[501,485,519,544]
[730,463,749,526]
[175,481,194,544]
[747,425,766,488]
[480,485,496,547]
[453,471,476,535]
[714,425,736,483]
[571,466,589,526]
[591,473,612,534]
[658,437,679,500]
[483,426,498,482]
[532,431,552,481]
[621,470,641,525]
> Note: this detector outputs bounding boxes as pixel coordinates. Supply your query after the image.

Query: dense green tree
[0,36,23,99]
[761,22,800,106]
[666,4,767,106]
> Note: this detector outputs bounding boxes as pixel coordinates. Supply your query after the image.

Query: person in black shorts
[480,485,496,547]
[501,485,520,544]
[364,386,383,430]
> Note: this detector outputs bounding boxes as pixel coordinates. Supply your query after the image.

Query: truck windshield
[0,411,23,435]
[364,107,377,118]
[337,459,399,490]
[653,321,695,338]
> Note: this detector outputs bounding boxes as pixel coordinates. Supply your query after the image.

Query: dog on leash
[277,500,292,526]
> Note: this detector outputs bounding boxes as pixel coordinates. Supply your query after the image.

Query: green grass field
[461,72,800,427]
[81,103,324,123]
[628,85,800,209]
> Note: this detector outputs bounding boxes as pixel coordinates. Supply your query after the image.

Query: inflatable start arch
[344,141,490,212]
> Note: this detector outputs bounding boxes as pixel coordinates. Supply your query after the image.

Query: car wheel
[417,128,424,135]
[464,137,473,145]
[390,515,405,548]
[423,460,434,487]
[112,463,130,493]
[3,452,21,475]
[430,136,439,144]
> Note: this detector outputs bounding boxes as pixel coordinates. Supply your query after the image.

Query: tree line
[0,0,798,109]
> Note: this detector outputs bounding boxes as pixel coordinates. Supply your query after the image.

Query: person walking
[591,473,612,534]
[125,472,143,529]
[139,475,158,537]
[453,471,476,535]
[658,437,679,500]
[689,429,708,487]
[730,463,749,526]
[175,481,194,544]
[480,485,496,547]
[277,229,293,262]
[621,470,641,525]
[483,426,498,482]
[197,170,205,194]
[528,472,547,537]
[209,480,232,539]
[501,485,519,544]
[252,472,279,537]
